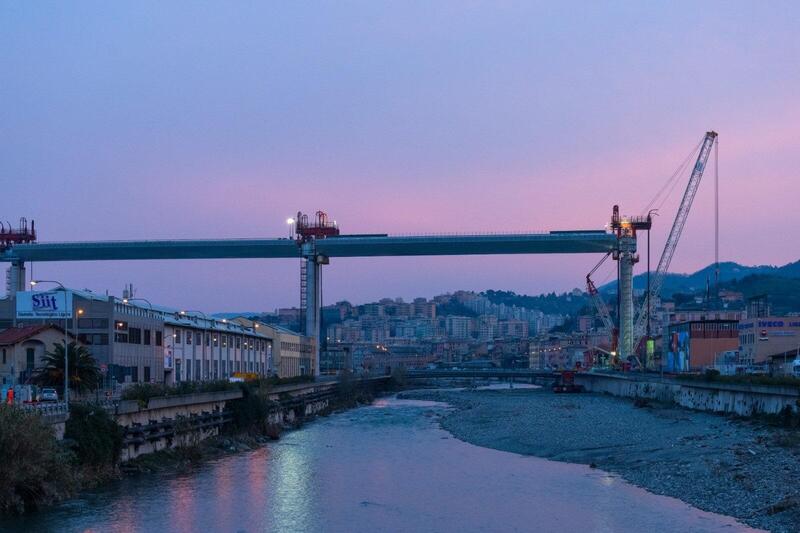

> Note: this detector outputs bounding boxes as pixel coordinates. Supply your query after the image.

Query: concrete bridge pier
[301,242,326,377]
[618,236,636,360]
[6,260,25,298]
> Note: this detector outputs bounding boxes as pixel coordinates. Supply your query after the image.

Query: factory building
[738,317,800,365]
[0,288,273,387]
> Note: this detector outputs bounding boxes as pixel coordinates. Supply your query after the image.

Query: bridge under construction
[0,131,719,375]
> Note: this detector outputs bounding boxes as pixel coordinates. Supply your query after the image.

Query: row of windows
[172,329,269,352]
[78,318,110,329]
[113,328,163,346]
[281,341,313,353]
[179,359,264,381]
[690,322,737,331]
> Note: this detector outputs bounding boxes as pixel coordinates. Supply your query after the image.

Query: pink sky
[1,2,798,311]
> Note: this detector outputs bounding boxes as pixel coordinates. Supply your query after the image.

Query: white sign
[16,290,73,319]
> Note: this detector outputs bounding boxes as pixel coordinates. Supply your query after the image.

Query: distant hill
[673,274,800,315]
[482,290,591,316]
[601,260,800,298]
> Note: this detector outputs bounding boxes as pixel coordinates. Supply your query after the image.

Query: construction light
[286,218,295,225]
[29,280,37,286]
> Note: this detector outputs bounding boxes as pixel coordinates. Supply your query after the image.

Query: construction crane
[632,131,718,353]
[586,252,617,351]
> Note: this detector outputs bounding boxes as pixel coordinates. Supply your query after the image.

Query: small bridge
[405,369,558,382]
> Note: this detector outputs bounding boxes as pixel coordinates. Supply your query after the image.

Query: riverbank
[0,377,383,517]
[401,387,800,533]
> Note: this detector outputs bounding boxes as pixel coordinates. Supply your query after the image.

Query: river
[2,396,759,532]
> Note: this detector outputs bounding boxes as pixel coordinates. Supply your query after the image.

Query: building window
[236,337,241,349]
[78,333,109,345]
[130,366,139,383]
[129,328,142,344]
[175,329,182,344]
[115,321,128,331]
[206,333,210,346]
[114,333,128,343]
[196,332,202,344]
[186,332,192,345]
[1,348,5,365]
[155,330,163,346]
[144,329,151,345]
[213,336,219,347]
[143,366,151,382]
[78,318,109,329]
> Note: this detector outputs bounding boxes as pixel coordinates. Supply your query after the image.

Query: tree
[32,342,101,394]
[0,405,77,513]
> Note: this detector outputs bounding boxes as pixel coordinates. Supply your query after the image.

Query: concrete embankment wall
[575,373,800,417]
[115,378,387,461]
[114,389,242,461]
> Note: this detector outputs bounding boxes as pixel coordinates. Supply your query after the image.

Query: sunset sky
[1,2,798,312]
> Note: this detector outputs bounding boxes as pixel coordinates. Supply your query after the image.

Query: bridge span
[0,231,615,262]
[405,369,558,380]
[0,230,622,378]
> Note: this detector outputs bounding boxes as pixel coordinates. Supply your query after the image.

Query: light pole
[122,296,153,311]
[30,279,69,411]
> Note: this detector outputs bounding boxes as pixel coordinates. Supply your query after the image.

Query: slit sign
[16,291,73,318]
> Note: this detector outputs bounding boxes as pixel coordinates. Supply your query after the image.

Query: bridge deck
[0,232,615,262]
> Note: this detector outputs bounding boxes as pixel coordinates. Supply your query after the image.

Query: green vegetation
[0,405,77,514]
[227,384,275,434]
[32,342,101,393]
[121,375,315,406]
[482,289,589,316]
[121,380,238,407]
[64,403,124,468]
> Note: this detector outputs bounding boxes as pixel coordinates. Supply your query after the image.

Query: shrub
[227,385,273,434]
[121,380,237,406]
[64,403,124,467]
[0,405,77,514]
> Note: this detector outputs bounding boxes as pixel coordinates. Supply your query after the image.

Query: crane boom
[586,252,616,336]
[633,131,718,350]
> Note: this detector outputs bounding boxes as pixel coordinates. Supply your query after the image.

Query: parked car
[40,388,58,402]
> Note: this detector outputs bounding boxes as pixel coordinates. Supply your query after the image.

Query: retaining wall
[575,372,800,416]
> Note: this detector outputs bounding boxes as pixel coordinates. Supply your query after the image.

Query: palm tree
[32,342,102,395]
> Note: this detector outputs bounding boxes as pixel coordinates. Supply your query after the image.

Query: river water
[3,396,758,532]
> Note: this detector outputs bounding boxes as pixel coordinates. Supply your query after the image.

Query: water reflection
[0,397,759,533]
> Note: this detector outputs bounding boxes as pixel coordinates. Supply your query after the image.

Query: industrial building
[0,287,273,387]
[738,317,800,365]
[665,319,739,371]
[234,317,316,377]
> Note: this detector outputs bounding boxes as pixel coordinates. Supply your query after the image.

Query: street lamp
[286,217,295,238]
[30,279,70,410]
[122,297,153,311]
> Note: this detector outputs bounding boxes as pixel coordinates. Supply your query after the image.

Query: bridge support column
[618,236,636,360]
[301,243,322,377]
[6,261,26,298]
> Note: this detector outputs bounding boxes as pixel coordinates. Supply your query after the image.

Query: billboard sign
[16,290,73,319]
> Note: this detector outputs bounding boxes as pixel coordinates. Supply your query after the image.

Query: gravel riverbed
[401,387,800,532]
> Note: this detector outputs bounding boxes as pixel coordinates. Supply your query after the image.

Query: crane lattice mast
[632,131,718,351]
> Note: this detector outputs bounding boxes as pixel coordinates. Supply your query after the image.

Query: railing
[17,401,69,416]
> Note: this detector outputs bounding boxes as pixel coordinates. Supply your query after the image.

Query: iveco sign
[16,290,73,319]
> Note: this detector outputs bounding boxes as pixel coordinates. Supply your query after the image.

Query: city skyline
[2,2,798,311]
